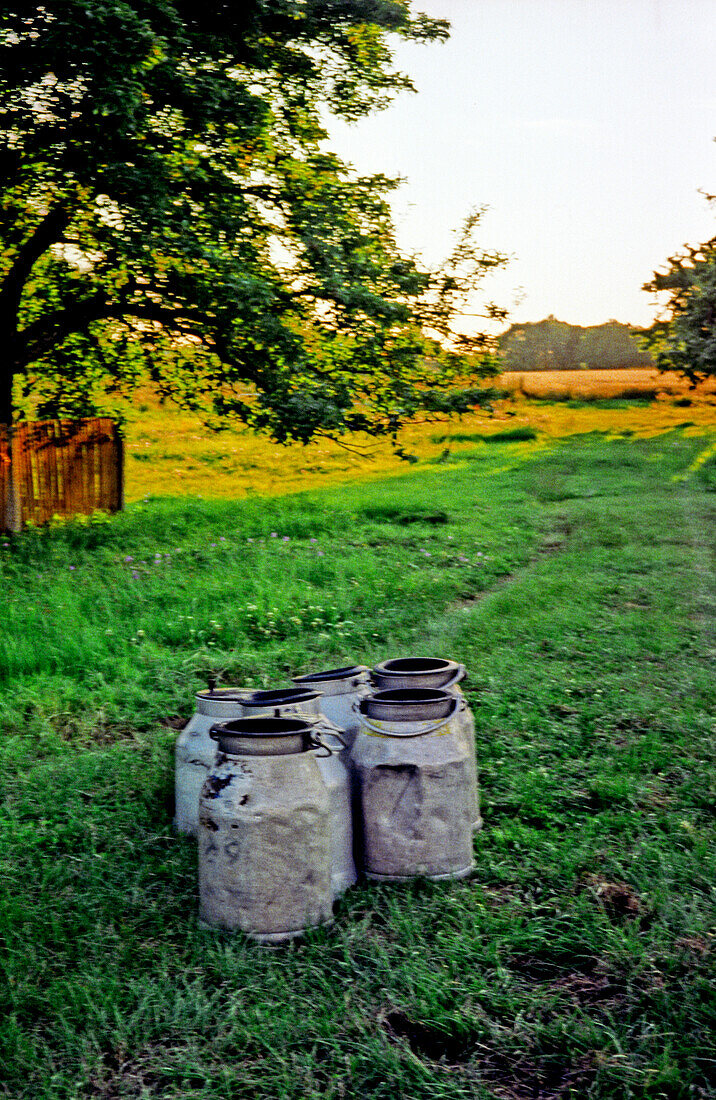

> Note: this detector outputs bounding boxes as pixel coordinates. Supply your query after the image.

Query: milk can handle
[444,663,467,689]
[309,729,335,757]
[300,715,345,756]
[316,717,348,748]
[352,696,458,738]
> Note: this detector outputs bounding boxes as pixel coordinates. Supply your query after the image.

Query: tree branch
[0,201,74,319]
[18,295,209,366]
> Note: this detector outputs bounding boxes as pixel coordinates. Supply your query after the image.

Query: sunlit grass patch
[121,376,715,504]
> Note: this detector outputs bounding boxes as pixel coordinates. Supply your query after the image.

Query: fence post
[4,426,22,533]
[116,426,125,511]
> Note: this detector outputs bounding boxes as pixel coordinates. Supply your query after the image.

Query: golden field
[499,367,716,400]
[124,369,716,502]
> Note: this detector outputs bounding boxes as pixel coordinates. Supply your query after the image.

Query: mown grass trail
[1,427,714,1099]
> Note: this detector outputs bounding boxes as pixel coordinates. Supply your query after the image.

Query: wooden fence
[0,418,123,531]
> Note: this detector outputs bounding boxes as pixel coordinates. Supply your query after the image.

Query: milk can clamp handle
[305,715,347,756]
[352,696,458,738]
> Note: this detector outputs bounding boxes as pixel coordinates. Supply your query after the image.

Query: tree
[641,194,716,385]
[497,317,654,373]
[0,1,507,446]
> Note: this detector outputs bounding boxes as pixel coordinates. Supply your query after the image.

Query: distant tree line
[497,316,655,372]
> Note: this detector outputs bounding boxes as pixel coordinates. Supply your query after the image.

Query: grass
[1,423,715,1098]
[113,370,716,505]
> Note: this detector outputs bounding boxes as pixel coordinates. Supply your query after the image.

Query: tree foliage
[641,193,716,385]
[0,1,506,441]
[498,316,654,373]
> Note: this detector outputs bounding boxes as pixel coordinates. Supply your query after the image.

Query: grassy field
[1,408,715,1098]
[122,371,716,502]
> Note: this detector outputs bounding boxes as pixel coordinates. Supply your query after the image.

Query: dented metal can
[198,717,333,943]
[371,658,482,831]
[230,687,357,899]
[174,687,247,837]
[351,689,476,882]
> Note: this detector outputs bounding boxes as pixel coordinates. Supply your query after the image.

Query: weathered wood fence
[0,418,123,531]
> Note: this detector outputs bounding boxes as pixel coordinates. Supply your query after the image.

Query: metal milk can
[351,688,475,882]
[198,717,333,943]
[371,658,482,831]
[236,687,357,898]
[174,687,247,836]
[291,665,371,748]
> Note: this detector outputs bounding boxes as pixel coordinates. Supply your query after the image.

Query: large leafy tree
[0,0,506,443]
[641,193,716,385]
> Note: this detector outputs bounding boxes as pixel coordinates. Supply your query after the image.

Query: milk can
[291,665,371,748]
[372,658,482,831]
[198,717,333,943]
[352,688,475,882]
[237,687,357,898]
[174,687,247,836]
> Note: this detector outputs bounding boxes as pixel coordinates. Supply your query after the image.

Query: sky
[326,0,716,335]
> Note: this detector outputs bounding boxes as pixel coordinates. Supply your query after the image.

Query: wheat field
[499,366,716,400]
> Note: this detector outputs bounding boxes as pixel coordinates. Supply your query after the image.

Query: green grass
[1,429,715,1099]
[432,426,539,444]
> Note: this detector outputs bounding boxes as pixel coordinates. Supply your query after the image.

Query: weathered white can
[351,688,475,882]
[237,687,357,898]
[174,687,247,837]
[198,717,333,943]
[371,658,482,831]
[291,665,371,747]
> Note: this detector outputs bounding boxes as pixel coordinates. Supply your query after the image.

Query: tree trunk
[0,202,72,531]
[0,355,14,428]
[0,360,20,532]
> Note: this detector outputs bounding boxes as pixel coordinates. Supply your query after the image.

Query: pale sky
[326,0,716,333]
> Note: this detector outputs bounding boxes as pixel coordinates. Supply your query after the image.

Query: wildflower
[220,536,226,542]
[270,532,278,538]
[124,555,134,562]
[310,538,317,544]
[282,536,290,542]
[247,537,254,543]
[131,571,140,579]
[69,565,76,571]
[210,542,217,547]
[317,550,325,557]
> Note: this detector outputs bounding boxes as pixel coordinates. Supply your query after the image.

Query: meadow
[1,384,715,1099]
[122,368,716,502]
